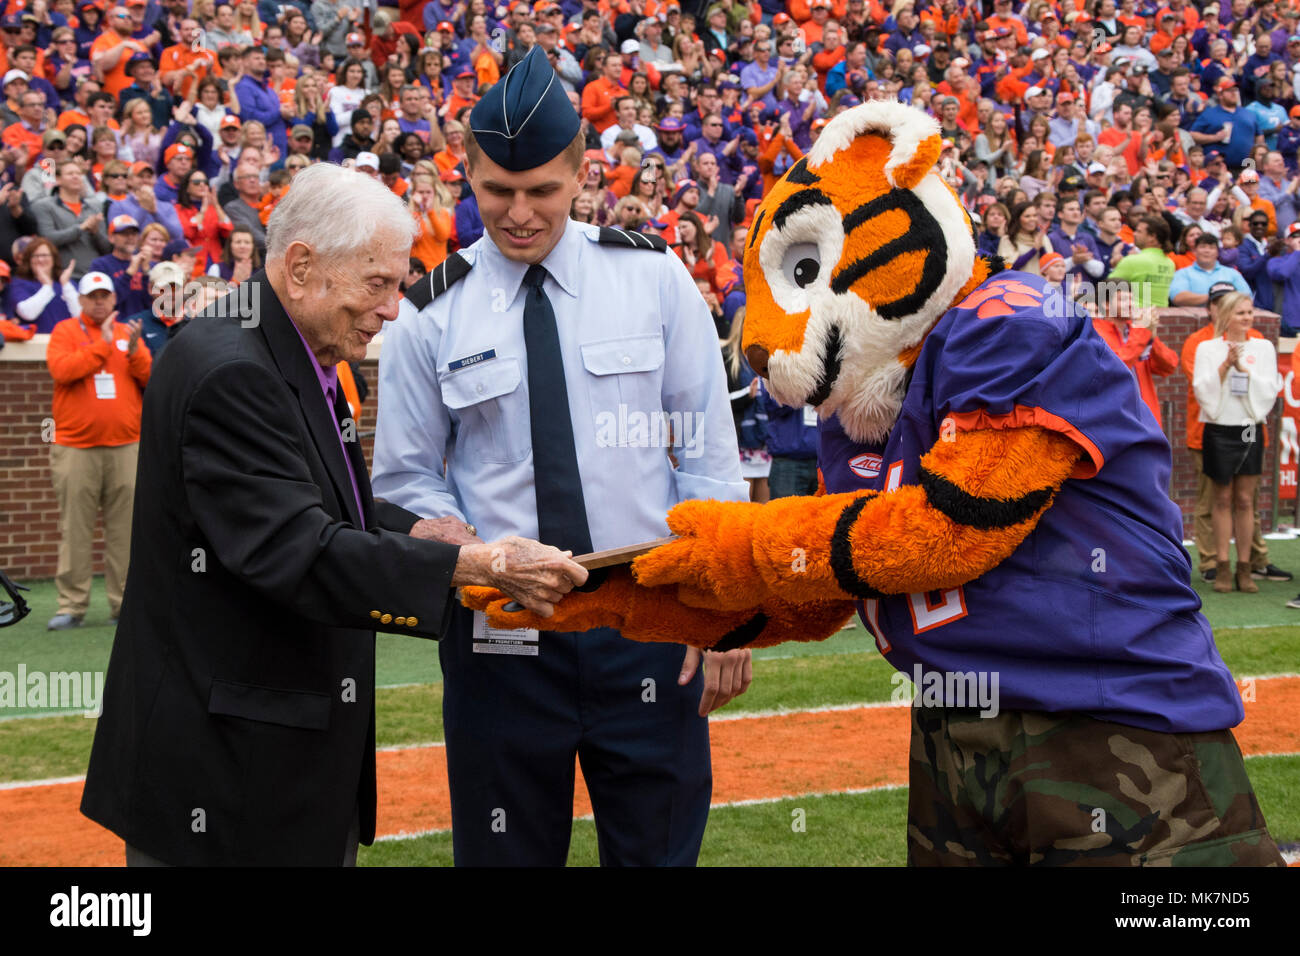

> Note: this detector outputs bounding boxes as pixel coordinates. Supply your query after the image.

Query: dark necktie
[522,263,593,558]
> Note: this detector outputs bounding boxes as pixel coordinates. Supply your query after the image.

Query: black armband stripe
[404,252,472,309]
[830,497,886,600]
[598,226,669,251]
[919,468,1055,530]
[712,612,768,652]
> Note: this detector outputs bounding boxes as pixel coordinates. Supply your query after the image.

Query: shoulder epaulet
[595,226,669,252]
[404,252,473,310]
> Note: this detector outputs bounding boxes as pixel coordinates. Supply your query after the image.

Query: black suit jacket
[81,272,460,866]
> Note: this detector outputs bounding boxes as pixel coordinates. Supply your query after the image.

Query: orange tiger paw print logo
[957,278,1044,319]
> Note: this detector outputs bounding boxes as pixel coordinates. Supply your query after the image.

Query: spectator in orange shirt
[810,20,845,92]
[1157,0,1200,37]
[1236,168,1277,236]
[442,68,480,121]
[408,171,454,269]
[59,82,120,133]
[1149,13,1178,54]
[2,87,48,166]
[44,270,152,629]
[0,13,46,78]
[90,6,148,98]
[433,118,467,178]
[159,18,219,99]
[800,0,834,47]
[1,66,28,120]
[986,0,1029,46]
[1091,280,1179,427]
[581,52,627,133]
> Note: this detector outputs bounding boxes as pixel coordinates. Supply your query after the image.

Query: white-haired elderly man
[80,163,587,867]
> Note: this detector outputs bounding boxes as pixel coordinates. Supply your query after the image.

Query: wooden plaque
[572,536,678,570]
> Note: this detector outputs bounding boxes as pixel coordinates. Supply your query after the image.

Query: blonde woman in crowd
[409,171,454,270]
[1193,292,1283,595]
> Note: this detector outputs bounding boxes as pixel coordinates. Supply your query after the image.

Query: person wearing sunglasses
[174,167,232,272]
[89,6,150,99]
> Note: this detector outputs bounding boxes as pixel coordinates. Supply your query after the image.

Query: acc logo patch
[849,452,883,478]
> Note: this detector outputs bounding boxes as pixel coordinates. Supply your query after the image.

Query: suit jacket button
[406,617,418,627]
[381,613,393,624]
[370,610,381,619]
[394,616,407,626]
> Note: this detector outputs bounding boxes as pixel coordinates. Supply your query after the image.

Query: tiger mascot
[464,101,1284,867]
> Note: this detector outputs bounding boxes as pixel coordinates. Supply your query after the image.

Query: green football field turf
[3,540,1298,865]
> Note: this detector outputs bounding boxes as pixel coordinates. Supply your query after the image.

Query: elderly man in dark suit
[80,162,587,867]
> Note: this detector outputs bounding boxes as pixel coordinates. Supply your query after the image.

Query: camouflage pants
[907,706,1284,867]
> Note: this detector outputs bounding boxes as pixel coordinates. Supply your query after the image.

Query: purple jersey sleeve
[925,272,1157,478]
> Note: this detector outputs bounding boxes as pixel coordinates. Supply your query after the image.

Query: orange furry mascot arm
[629,424,1082,611]
[463,568,857,650]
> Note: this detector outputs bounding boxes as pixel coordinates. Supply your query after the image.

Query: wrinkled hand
[456,536,587,617]
[410,515,482,545]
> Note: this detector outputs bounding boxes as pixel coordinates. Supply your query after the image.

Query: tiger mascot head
[742,100,997,443]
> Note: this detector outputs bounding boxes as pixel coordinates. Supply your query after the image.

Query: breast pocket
[440,358,530,463]
[580,334,666,444]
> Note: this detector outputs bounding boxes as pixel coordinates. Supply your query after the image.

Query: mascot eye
[781,243,822,289]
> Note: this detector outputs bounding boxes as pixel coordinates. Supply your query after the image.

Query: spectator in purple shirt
[740,38,782,113]
[774,71,818,150]
[424,0,465,33]
[689,112,743,182]
[234,46,288,158]
[1047,195,1104,289]
[884,7,923,56]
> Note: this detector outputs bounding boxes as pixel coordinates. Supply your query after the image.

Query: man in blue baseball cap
[374,45,753,867]
[649,114,689,173]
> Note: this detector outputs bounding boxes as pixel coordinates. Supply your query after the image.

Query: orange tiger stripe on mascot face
[741,101,995,443]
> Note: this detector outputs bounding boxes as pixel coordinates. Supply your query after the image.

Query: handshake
[414,517,587,617]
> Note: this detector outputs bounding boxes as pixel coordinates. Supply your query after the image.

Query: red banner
[1280,350,1298,501]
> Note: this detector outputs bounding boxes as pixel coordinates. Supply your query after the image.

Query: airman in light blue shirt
[372,217,748,548]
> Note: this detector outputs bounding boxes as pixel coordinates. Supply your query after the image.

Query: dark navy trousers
[439,604,712,866]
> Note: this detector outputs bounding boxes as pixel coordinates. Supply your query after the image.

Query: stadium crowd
[7,0,1300,625]
[0,0,1298,332]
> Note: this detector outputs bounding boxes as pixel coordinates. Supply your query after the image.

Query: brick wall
[0,337,380,581]
[0,317,1291,580]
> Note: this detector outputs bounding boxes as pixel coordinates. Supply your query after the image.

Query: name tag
[93,372,116,400]
[1229,370,1249,396]
[803,405,818,427]
[471,610,539,656]
[448,349,497,372]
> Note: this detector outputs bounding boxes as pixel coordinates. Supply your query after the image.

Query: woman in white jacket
[1193,291,1283,594]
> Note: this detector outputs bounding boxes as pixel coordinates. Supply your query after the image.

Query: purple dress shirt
[289,316,366,527]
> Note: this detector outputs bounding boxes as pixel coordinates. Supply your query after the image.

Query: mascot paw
[632,499,770,610]
[465,572,634,633]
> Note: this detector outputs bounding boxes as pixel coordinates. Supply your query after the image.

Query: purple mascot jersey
[819,272,1243,734]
